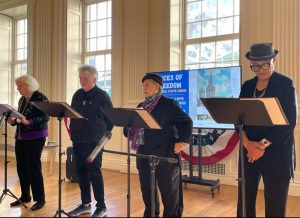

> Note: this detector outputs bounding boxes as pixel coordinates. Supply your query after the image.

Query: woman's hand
[245,141,265,163]
[7,117,14,125]
[20,117,30,126]
[174,142,189,153]
[242,130,265,163]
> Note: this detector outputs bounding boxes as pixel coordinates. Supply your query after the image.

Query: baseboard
[0,151,15,158]
[102,153,138,174]
[288,182,300,196]
[0,150,56,162]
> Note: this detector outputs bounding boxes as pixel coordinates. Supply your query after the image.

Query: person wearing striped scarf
[125,73,193,217]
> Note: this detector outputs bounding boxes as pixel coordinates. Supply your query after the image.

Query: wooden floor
[0,157,299,217]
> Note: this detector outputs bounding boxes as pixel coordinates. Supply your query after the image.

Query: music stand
[201,97,288,217]
[101,108,164,217]
[32,102,84,217]
[0,104,27,208]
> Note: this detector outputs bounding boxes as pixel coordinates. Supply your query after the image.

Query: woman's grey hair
[149,79,163,93]
[158,86,162,93]
[15,75,40,93]
[78,65,98,79]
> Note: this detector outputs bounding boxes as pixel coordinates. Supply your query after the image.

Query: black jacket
[14,90,49,133]
[240,72,297,174]
[70,86,113,144]
[125,95,193,158]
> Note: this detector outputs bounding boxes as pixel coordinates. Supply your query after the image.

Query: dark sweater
[70,86,113,144]
[125,95,193,158]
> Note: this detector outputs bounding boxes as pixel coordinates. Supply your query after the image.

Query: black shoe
[10,197,31,207]
[31,201,45,211]
[92,207,107,217]
[68,204,92,217]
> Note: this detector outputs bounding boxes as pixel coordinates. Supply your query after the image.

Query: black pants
[15,138,45,202]
[237,150,291,217]
[73,143,105,208]
[138,153,183,217]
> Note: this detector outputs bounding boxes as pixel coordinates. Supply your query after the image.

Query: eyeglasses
[79,77,94,82]
[250,63,271,72]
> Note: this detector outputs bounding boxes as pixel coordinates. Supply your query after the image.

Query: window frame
[182,0,240,69]
[82,0,112,94]
[12,16,28,106]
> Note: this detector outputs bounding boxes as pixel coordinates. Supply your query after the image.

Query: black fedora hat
[245,43,279,61]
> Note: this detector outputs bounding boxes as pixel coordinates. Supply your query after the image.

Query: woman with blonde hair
[8,75,49,211]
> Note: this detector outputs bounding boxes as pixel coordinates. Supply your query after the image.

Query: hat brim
[245,50,279,61]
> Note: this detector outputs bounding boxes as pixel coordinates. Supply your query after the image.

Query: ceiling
[0,4,27,18]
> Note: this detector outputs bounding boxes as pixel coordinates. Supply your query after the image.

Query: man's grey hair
[15,75,40,93]
[78,65,98,79]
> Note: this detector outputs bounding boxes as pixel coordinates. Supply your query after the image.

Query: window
[184,0,239,69]
[13,18,28,105]
[83,0,112,95]
[0,4,27,106]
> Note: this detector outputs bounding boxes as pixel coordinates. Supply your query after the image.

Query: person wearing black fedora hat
[237,43,297,217]
[124,73,193,217]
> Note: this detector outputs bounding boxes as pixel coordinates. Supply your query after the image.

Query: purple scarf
[130,92,162,150]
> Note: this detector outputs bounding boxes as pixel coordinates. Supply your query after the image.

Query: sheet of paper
[61,102,84,118]
[241,98,288,125]
[134,109,161,129]
[0,104,25,119]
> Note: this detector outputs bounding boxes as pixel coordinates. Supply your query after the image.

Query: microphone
[0,116,5,129]
[87,131,112,163]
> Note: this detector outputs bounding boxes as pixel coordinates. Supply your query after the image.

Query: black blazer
[125,96,193,158]
[14,90,49,132]
[240,72,297,174]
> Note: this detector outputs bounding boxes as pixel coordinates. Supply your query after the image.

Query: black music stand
[0,104,27,208]
[201,97,288,217]
[101,108,164,217]
[32,102,84,217]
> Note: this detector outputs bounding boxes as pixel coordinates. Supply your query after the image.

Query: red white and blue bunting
[181,129,240,165]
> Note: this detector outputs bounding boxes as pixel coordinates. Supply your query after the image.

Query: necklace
[253,79,269,98]
[253,88,266,97]
[18,96,32,115]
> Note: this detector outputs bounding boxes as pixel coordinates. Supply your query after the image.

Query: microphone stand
[102,148,178,217]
